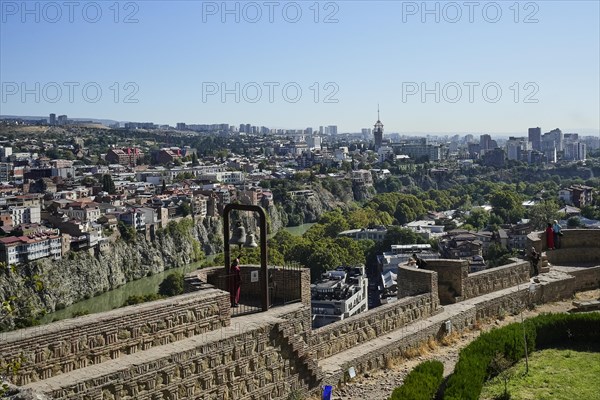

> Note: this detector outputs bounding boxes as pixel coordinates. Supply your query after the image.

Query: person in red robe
[545,223,554,250]
[229,258,241,307]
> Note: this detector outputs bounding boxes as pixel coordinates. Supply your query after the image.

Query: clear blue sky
[1,0,599,135]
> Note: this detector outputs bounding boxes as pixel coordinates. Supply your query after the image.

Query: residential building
[119,209,146,231]
[8,205,41,225]
[0,230,62,265]
[338,227,387,241]
[311,266,369,328]
[105,148,144,167]
[563,141,587,161]
[559,184,594,208]
[351,170,373,186]
[506,137,530,161]
[156,148,182,164]
[59,203,101,223]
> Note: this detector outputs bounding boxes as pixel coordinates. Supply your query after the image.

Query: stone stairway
[274,322,323,390]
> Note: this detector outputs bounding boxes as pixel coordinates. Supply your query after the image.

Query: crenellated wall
[21,305,315,400]
[0,289,230,387]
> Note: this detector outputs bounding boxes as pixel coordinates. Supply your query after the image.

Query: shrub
[444,313,600,400]
[122,293,164,306]
[71,310,89,318]
[390,360,443,400]
[158,272,185,297]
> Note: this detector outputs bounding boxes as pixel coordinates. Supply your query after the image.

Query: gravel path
[328,290,599,400]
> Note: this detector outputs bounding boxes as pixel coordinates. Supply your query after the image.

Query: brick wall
[462,260,530,300]
[397,265,439,300]
[420,260,468,304]
[0,289,230,386]
[23,304,315,400]
[308,293,439,360]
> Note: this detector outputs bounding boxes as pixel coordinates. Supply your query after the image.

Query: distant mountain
[0,115,120,126]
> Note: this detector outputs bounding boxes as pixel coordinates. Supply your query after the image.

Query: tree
[490,190,524,223]
[487,243,514,268]
[581,205,600,220]
[382,226,427,248]
[490,352,514,400]
[567,216,582,228]
[158,272,184,297]
[102,174,116,194]
[466,208,491,230]
[178,202,192,217]
[528,200,560,230]
[318,211,350,238]
[117,221,136,242]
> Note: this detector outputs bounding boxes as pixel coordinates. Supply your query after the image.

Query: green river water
[39,223,315,324]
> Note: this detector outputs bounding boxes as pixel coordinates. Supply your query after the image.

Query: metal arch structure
[223,203,269,311]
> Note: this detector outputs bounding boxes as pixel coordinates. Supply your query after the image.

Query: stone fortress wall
[1,229,599,399]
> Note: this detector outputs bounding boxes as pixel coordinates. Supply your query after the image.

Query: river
[39,223,315,324]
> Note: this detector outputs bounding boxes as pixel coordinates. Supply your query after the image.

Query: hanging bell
[244,232,258,248]
[230,223,246,247]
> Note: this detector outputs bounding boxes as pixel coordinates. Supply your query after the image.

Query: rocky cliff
[0,182,353,331]
[0,217,223,331]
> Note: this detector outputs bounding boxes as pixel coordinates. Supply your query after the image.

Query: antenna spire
[377,104,380,121]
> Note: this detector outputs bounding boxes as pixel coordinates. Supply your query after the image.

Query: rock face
[0,217,224,331]
[0,183,353,331]
[1,382,50,400]
[274,183,352,228]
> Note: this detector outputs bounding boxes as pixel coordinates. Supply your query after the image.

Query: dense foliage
[444,312,600,400]
[158,272,185,297]
[390,360,444,400]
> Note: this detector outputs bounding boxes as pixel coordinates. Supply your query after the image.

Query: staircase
[274,322,322,392]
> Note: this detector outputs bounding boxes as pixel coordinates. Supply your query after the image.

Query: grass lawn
[480,348,600,400]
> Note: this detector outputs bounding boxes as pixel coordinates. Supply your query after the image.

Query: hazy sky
[1,1,599,134]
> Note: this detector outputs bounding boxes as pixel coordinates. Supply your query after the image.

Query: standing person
[553,219,562,249]
[411,253,427,269]
[545,223,555,250]
[529,247,540,276]
[229,257,241,307]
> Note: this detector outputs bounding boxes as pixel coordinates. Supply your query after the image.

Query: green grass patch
[480,349,600,400]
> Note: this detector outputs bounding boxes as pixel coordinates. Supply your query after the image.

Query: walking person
[545,222,555,250]
[229,257,241,307]
[553,219,562,249]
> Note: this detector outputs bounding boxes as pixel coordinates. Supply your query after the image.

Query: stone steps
[275,322,323,389]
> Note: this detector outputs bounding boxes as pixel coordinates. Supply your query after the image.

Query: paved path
[319,281,531,378]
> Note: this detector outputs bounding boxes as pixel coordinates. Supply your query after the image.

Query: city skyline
[2,112,600,139]
[1,1,599,133]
